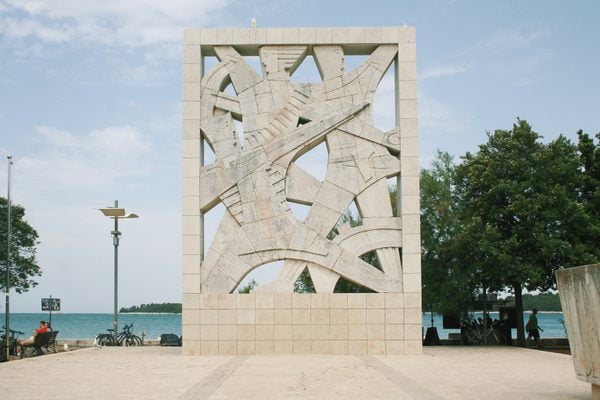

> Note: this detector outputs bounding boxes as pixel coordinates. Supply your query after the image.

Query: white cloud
[0,15,74,42]
[512,77,539,87]
[420,63,472,81]
[420,95,472,134]
[0,0,231,47]
[0,123,180,312]
[478,27,549,51]
[17,125,154,192]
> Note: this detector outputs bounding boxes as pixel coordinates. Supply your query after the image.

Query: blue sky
[0,0,598,312]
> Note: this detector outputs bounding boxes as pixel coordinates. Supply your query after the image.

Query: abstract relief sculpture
[182,27,421,355]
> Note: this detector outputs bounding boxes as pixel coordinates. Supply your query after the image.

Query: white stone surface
[183,293,417,356]
[0,347,591,400]
[556,263,600,393]
[182,27,421,355]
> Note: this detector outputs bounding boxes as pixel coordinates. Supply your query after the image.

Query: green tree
[454,120,595,345]
[295,182,397,294]
[238,279,258,294]
[576,130,600,259]
[294,268,316,293]
[120,302,182,313]
[0,198,41,293]
[421,151,475,315]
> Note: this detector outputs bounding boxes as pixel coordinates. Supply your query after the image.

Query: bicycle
[1,326,24,356]
[461,318,506,345]
[96,323,143,346]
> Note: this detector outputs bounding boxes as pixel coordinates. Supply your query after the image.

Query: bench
[19,331,59,358]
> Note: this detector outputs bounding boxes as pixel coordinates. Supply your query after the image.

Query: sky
[0,0,598,312]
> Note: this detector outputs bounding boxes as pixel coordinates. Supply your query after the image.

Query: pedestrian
[526,308,544,347]
[17,320,48,347]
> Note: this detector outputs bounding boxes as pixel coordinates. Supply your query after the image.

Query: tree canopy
[420,151,474,315]
[421,120,599,344]
[0,198,41,294]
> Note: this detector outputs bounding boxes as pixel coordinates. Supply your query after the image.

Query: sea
[1,311,567,340]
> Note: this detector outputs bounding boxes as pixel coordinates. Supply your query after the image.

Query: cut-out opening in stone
[292,140,328,182]
[344,55,369,72]
[290,55,322,83]
[387,176,398,217]
[288,201,311,222]
[201,133,216,165]
[222,81,237,97]
[297,116,311,127]
[327,199,363,240]
[333,276,375,293]
[234,261,284,293]
[243,56,263,79]
[204,56,219,72]
[398,247,403,269]
[294,266,316,293]
[372,63,396,132]
[203,201,226,252]
[359,250,383,271]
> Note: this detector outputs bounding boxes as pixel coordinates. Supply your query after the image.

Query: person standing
[526,308,544,347]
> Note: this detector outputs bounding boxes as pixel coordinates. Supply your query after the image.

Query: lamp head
[99,207,126,217]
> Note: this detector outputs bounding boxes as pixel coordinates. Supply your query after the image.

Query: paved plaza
[0,346,590,399]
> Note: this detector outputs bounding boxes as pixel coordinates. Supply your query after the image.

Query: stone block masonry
[182,27,421,355]
[182,293,422,355]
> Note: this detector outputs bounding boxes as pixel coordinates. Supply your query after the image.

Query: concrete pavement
[0,346,591,399]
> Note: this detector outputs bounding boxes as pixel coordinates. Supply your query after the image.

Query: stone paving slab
[0,347,590,399]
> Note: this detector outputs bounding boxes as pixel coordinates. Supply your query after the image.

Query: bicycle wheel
[101,334,116,346]
[463,328,477,345]
[116,333,127,346]
[125,335,142,347]
[494,330,507,345]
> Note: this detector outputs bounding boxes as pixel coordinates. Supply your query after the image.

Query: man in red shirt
[18,320,48,347]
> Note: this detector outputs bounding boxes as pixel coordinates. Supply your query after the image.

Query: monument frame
[182,26,421,355]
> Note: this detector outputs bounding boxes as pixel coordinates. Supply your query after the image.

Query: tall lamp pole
[4,155,12,360]
[99,201,138,342]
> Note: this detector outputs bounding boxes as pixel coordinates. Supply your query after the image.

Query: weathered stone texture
[556,264,600,393]
[182,27,420,355]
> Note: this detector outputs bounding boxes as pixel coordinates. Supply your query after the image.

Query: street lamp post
[4,155,12,361]
[99,201,138,342]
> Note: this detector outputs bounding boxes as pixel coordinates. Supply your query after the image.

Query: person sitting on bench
[18,320,48,347]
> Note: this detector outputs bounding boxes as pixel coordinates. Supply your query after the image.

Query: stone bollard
[556,264,600,400]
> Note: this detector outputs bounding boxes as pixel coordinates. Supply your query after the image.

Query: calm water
[1,311,566,340]
[425,311,567,339]
[0,313,182,340]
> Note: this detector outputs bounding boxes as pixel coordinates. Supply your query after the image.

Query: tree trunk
[514,282,526,347]
[482,287,488,345]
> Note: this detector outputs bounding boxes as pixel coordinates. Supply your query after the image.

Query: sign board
[41,298,61,312]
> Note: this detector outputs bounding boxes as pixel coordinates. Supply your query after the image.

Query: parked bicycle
[1,326,24,356]
[461,318,506,345]
[96,323,143,347]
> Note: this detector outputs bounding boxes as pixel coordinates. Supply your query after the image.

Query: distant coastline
[120,302,182,314]
[120,312,181,315]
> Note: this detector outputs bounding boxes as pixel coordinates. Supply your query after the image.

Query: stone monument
[556,264,600,399]
[182,27,420,355]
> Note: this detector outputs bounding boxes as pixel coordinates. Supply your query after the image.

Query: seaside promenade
[0,346,590,399]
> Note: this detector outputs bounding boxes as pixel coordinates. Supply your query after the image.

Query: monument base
[182,293,422,356]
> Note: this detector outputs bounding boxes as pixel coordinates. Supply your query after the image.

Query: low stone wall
[58,339,163,349]
[182,293,422,355]
[556,263,600,394]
